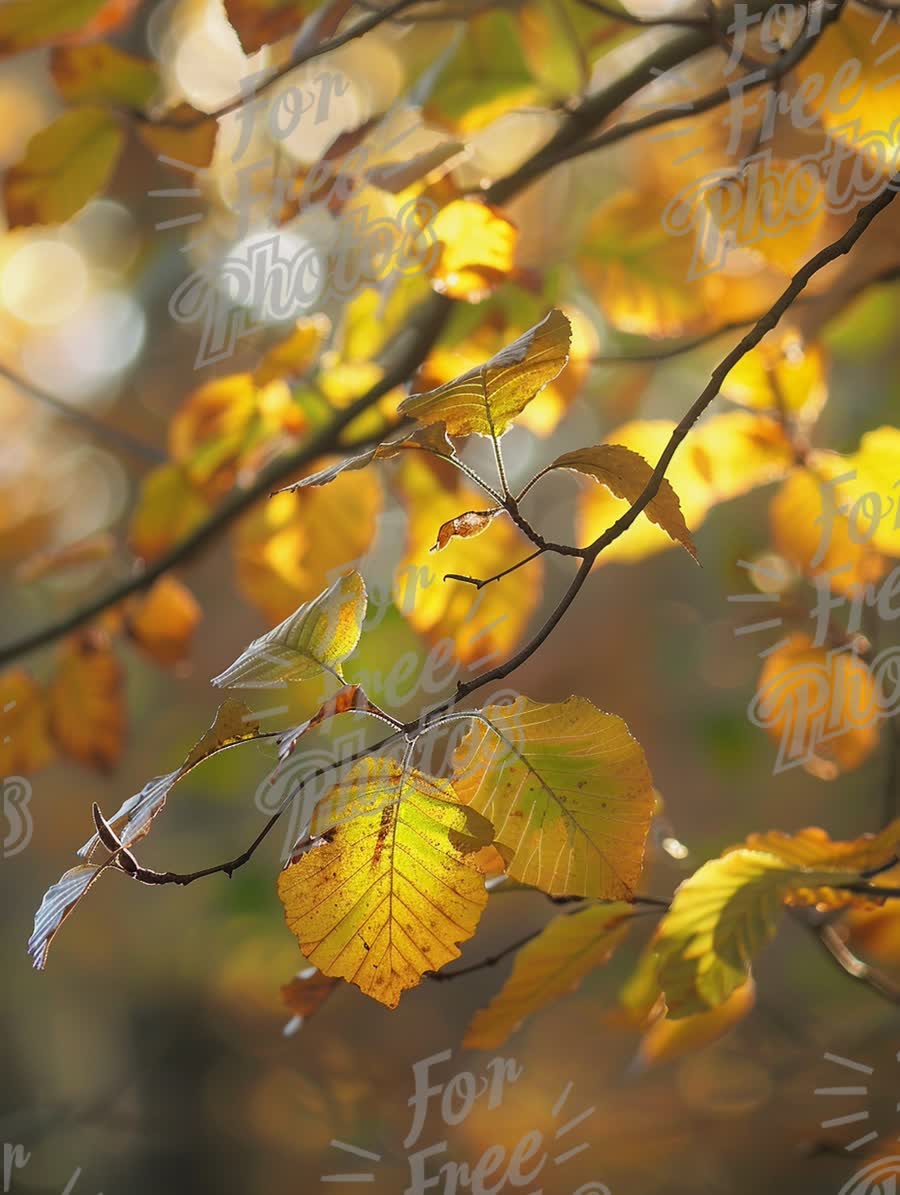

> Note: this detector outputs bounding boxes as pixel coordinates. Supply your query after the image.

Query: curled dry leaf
[431,509,498,552]
[551,442,698,561]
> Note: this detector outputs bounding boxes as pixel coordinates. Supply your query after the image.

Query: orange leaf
[48,633,125,772]
[0,670,55,775]
[125,576,202,666]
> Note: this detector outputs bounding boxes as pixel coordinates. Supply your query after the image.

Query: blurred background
[1,1,900,1192]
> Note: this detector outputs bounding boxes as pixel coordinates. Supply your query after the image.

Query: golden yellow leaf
[551,442,698,560]
[48,633,125,772]
[429,199,517,302]
[465,905,634,1049]
[704,160,825,276]
[125,575,202,667]
[770,463,887,598]
[637,979,756,1069]
[253,318,327,387]
[451,694,655,899]
[129,464,211,562]
[51,42,158,107]
[795,6,900,169]
[5,107,125,228]
[213,571,367,688]
[278,758,493,1008]
[750,633,880,777]
[398,309,571,436]
[844,426,900,558]
[721,332,828,421]
[0,669,55,775]
[79,698,261,858]
[395,462,541,667]
[234,471,381,625]
[654,850,864,1017]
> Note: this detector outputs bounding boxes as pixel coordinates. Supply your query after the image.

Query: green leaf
[51,43,158,108]
[212,571,368,688]
[452,695,655,899]
[5,106,125,228]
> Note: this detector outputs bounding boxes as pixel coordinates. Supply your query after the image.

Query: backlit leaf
[79,698,262,859]
[397,309,571,436]
[550,442,698,561]
[213,570,367,688]
[465,904,634,1049]
[277,758,494,1007]
[844,427,900,558]
[720,332,827,422]
[5,107,125,228]
[431,509,498,551]
[654,850,864,1017]
[428,200,517,303]
[451,695,655,899]
[28,863,105,970]
[48,633,124,772]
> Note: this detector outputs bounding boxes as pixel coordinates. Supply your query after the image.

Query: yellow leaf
[0,0,137,55]
[48,633,125,772]
[465,905,634,1049]
[398,309,571,436]
[79,698,261,858]
[5,107,125,228]
[395,463,541,667]
[277,758,493,1008]
[770,463,887,598]
[750,633,880,777]
[429,200,517,303]
[551,442,698,561]
[253,318,327,386]
[637,979,756,1069]
[654,850,864,1017]
[794,6,900,169]
[212,570,367,688]
[451,694,655,899]
[125,575,202,667]
[844,427,900,558]
[0,669,55,775]
[129,464,211,562]
[721,332,828,422]
[51,42,158,107]
[234,472,381,624]
[704,159,825,276]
